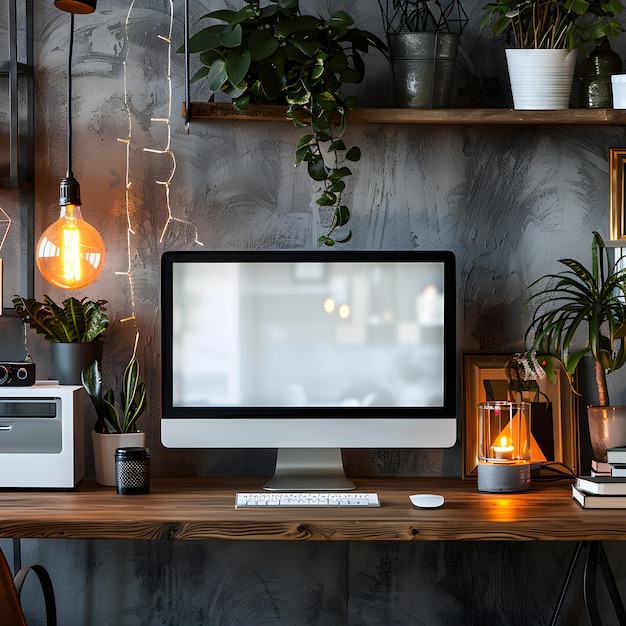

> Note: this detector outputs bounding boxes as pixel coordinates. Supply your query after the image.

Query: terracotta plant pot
[92,431,146,486]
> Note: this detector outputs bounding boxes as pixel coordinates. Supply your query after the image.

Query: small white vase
[92,431,146,486]
[505,49,577,110]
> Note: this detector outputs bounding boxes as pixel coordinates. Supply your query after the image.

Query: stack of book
[590,446,626,477]
[572,475,626,508]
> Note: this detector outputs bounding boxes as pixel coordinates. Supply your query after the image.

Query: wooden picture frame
[462,353,579,479]
[610,147,626,241]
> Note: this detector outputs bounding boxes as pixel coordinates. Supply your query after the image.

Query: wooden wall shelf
[185,102,626,126]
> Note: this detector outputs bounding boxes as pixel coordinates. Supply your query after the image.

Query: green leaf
[335,230,353,244]
[258,63,286,99]
[316,190,337,206]
[334,204,350,227]
[328,11,355,28]
[290,37,320,58]
[328,180,346,193]
[219,23,243,48]
[190,66,210,83]
[248,29,280,60]
[315,91,337,111]
[225,48,251,86]
[330,166,352,180]
[297,133,315,148]
[204,9,236,23]
[232,93,251,110]
[345,146,361,161]
[295,144,313,165]
[187,26,222,54]
[207,59,228,91]
[308,157,328,181]
[329,139,346,152]
[230,5,258,25]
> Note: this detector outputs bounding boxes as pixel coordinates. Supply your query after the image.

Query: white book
[572,484,626,509]
[606,446,626,464]
[576,476,626,495]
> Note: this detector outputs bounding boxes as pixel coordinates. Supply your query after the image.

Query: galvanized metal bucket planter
[388,32,459,108]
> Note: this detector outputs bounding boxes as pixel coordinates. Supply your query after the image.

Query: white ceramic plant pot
[505,49,577,110]
[92,431,146,486]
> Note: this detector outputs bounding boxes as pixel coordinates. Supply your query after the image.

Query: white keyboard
[235,492,380,508]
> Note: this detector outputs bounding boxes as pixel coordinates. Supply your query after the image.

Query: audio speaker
[0,362,36,386]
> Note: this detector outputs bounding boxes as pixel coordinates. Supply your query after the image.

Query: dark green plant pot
[52,341,103,385]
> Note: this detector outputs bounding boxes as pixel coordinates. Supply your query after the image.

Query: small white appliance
[0,381,84,488]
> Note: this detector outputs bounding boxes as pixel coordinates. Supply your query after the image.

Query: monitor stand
[263,448,356,491]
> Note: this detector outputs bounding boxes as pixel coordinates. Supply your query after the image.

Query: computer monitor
[161,250,457,491]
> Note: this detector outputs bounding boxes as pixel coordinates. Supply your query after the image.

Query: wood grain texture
[185,102,626,125]
[0,477,623,543]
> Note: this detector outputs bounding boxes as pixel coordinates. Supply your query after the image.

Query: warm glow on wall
[36,186,105,289]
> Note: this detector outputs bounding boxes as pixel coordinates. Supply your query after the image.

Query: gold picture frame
[610,147,626,241]
[462,353,579,479]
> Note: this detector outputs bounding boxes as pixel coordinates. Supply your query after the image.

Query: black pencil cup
[115,447,151,495]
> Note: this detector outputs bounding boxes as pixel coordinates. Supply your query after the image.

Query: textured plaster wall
[0,0,625,623]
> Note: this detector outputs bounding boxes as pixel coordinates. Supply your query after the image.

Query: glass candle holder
[477,401,531,493]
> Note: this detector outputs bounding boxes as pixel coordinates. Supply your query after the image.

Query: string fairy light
[143,0,203,247]
[0,206,11,252]
[115,0,202,330]
[115,0,139,325]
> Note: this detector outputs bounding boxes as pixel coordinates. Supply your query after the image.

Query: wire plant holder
[377,0,469,34]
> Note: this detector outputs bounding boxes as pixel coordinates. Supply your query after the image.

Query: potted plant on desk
[481,0,624,109]
[12,295,108,385]
[524,231,626,462]
[186,0,386,246]
[82,355,147,486]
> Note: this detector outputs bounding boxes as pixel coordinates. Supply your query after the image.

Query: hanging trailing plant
[186,0,386,245]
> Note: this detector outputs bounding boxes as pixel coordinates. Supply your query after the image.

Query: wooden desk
[0,476,620,542]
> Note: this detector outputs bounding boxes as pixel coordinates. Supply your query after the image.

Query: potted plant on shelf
[12,295,108,385]
[82,356,147,486]
[524,231,626,462]
[186,0,386,246]
[481,0,625,109]
[377,0,468,107]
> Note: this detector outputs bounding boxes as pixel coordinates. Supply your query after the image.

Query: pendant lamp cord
[67,13,74,177]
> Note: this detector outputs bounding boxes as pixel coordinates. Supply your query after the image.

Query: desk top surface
[0,476,619,542]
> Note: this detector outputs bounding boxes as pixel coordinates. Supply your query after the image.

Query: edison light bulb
[36,202,106,290]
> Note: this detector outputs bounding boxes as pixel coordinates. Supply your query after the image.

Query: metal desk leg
[551,541,626,626]
[583,541,626,626]
[12,537,21,574]
[550,541,583,626]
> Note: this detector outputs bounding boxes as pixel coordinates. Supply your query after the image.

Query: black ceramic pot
[51,341,103,385]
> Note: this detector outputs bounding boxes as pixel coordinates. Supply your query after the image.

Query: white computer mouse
[409,494,445,509]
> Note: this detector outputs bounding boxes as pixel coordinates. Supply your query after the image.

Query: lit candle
[492,436,515,460]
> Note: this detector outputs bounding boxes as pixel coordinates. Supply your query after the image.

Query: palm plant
[525,231,626,407]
